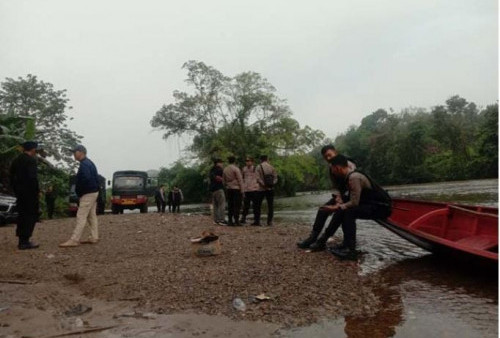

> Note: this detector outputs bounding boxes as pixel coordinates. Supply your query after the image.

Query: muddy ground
[0,212,383,337]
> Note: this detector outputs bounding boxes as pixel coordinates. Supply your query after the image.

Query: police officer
[9,141,40,250]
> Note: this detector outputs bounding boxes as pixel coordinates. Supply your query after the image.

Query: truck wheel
[140,205,148,213]
[111,205,119,214]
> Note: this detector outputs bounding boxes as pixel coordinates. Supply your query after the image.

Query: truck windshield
[114,176,144,189]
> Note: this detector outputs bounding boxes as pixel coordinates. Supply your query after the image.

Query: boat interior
[389,199,498,253]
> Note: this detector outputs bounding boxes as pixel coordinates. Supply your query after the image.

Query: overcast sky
[1,0,497,180]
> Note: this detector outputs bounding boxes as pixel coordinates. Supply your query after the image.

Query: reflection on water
[283,256,497,338]
[183,179,498,337]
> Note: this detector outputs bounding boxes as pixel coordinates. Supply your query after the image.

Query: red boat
[376,198,498,262]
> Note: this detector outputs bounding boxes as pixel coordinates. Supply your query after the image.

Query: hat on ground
[71,144,87,154]
[21,141,38,151]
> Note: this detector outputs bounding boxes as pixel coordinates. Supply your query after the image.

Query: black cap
[21,141,38,151]
[71,144,87,154]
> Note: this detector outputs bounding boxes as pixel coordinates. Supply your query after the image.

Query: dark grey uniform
[9,153,39,245]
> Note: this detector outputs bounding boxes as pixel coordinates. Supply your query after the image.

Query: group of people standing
[209,155,277,226]
[10,142,101,249]
[10,141,391,260]
[154,185,184,213]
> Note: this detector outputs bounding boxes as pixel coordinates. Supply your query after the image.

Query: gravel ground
[0,212,381,336]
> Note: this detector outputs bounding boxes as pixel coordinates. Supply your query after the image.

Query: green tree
[272,154,317,196]
[474,103,498,178]
[0,74,82,167]
[158,161,206,202]
[0,114,36,190]
[151,61,324,162]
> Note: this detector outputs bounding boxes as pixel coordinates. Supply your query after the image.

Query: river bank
[0,212,381,337]
[0,207,497,337]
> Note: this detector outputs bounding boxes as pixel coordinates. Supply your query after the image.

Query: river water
[180,179,498,337]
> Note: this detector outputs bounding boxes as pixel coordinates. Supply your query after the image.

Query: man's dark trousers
[324,204,385,249]
[255,190,274,225]
[16,196,38,244]
[226,189,242,225]
[241,191,258,221]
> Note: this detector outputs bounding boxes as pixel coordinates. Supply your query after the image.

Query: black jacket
[75,158,99,197]
[209,166,224,192]
[9,153,39,214]
[10,153,39,198]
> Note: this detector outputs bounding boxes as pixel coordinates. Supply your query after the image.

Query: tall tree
[475,104,498,177]
[0,74,81,167]
[151,61,324,163]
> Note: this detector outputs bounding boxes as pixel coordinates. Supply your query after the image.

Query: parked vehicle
[110,170,151,214]
[68,175,106,216]
[0,193,18,225]
[376,198,498,262]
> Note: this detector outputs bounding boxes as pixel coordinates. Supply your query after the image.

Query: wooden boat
[376,198,498,262]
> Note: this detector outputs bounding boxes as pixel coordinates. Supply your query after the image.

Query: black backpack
[346,170,392,218]
[260,165,275,188]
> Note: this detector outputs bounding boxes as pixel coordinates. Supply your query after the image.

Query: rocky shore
[0,212,382,337]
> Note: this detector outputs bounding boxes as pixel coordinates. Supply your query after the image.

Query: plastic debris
[255,293,271,301]
[232,298,246,311]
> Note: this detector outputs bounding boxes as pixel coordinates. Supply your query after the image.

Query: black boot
[297,231,320,249]
[18,237,39,250]
[309,235,328,252]
[329,246,357,260]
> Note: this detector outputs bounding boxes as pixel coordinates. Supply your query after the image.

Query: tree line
[151,61,498,199]
[0,64,498,211]
[333,96,498,185]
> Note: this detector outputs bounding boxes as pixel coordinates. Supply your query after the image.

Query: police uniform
[9,141,40,249]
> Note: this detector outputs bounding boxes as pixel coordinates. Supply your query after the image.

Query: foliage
[158,161,206,203]
[151,60,324,163]
[0,75,81,217]
[151,60,325,198]
[271,154,318,196]
[154,94,497,202]
[38,163,71,219]
[0,74,82,167]
[334,96,498,185]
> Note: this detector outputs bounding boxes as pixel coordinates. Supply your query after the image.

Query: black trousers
[16,196,38,243]
[46,200,55,219]
[171,202,180,213]
[323,204,388,249]
[255,190,274,225]
[156,200,166,213]
[241,191,259,221]
[310,198,336,234]
[226,189,242,224]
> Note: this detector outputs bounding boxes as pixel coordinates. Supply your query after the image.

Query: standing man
[171,186,183,213]
[9,141,40,250]
[322,154,391,259]
[297,144,356,249]
[223,156,244,226]
[240,157,259,224]
[60,145,100,247]
[155,185,166,213]
[209,158,226,225]
[255,155,278,226]
[45,185,56,219]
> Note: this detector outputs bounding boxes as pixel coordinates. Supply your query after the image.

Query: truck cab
[110,170,150,214]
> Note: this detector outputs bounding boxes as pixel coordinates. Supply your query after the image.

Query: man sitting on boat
[317,154,392,259]
[297,145,356,251]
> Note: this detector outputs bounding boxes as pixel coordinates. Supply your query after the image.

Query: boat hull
[377,199,498,262]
